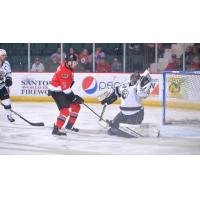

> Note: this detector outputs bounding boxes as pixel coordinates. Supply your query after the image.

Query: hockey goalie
[99,70,157,138]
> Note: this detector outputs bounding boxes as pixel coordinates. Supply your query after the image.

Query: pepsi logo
[82,76,98,94]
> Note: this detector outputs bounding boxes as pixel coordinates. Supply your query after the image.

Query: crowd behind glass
[0,43,199,73]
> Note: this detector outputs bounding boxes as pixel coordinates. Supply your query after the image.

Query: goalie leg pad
[125,109,144,125]
[108,127,136,138]
[111,109,144,129]
[111,111,127,128]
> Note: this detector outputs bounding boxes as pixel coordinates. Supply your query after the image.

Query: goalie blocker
[100,70,153,138]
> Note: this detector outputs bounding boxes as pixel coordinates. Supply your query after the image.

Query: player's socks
[56,108,69,129]
[52,124,66,136]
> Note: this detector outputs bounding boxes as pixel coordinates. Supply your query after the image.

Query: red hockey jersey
[49,64,74,94]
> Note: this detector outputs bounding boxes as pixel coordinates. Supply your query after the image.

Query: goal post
[162,70,200,125]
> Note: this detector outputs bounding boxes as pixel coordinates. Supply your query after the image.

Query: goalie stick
[1,103,45,126]
[99,104,106,121]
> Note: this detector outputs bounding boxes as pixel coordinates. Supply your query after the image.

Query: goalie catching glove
[138,70,152,96]
[100,89,118,105]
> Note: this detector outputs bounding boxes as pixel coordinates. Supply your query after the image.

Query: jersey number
[121,89,129,99]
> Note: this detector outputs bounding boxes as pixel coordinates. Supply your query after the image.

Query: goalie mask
[130,72,140,85]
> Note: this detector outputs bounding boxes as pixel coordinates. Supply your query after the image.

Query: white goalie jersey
[116,80,151,115]
[0,61,12,89]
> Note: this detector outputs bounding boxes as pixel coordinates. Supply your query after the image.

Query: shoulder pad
[4,61,10,66]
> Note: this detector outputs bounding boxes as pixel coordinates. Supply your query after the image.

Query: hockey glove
[5,78,13,87]
[73,95,84,104]
[101,91,118,105]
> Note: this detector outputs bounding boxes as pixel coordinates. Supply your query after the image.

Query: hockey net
[162,71,200,126]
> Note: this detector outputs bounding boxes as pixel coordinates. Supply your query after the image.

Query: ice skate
[52,124,67,136]
[7,114,15,122]
[65,122,79,133]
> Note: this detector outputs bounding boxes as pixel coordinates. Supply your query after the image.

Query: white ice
[0,102,200,154]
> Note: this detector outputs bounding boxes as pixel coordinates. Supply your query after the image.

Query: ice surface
[0,102,200,155]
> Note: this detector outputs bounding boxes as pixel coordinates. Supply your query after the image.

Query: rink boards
[9,72,200,110]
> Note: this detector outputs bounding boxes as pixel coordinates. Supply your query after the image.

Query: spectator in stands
[96,58,111,72]
[166,54,177,70]
[185,46,193,66]
[51,47,66,61]
[191,56,200,71]
[78,49,92,72]
[128,43,144,71]
[144,44,155,67]
[31,57,45,72]
[176,58,183,71]
[191,46,200,62]
[112,44,122,56]
[111,58,122,72]
[157,43,165,58]
[95,47,106,65]
[47,55,60,72]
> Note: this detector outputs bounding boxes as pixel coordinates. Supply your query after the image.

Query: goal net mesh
[163,71,200,126]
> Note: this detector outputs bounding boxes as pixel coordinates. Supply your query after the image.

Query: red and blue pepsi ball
[82,76,97,94]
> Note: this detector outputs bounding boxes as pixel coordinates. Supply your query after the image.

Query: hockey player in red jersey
[49,54,84,136]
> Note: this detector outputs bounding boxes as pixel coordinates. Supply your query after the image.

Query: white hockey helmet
[0,49,7,57]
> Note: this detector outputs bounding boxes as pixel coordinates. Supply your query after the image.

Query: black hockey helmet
[65,54,78,69]
[65,54,77,62]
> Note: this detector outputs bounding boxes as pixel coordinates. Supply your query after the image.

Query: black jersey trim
[120,106,142,111]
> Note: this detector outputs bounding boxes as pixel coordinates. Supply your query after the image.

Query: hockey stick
[1,103,45,126]
[83,103,107,124]
[99,104,106,121]
[83,103,141,138]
